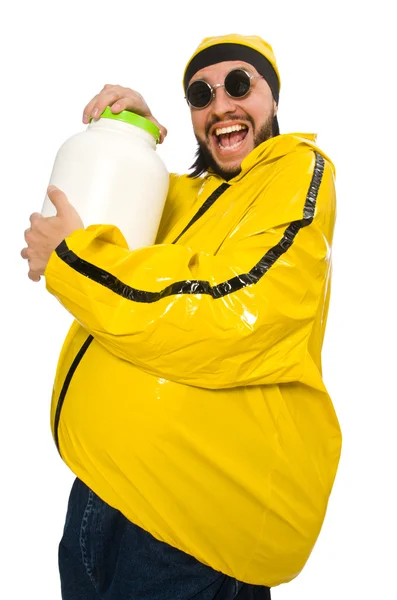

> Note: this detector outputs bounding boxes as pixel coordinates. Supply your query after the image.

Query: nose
[210,86,237,117]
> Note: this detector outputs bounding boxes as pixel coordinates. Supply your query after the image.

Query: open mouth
[212,123,249,151]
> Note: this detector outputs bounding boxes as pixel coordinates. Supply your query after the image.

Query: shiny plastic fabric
[45,133,342,587]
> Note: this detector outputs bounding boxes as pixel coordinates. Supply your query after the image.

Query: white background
[1,1,396,598]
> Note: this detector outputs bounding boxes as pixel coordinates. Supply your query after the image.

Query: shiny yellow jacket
[45,133,342,587]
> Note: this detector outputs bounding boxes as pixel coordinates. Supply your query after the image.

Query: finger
[28,257,45,278]
[28,270,41,282]
[158,125,168,144]
[93,88,150,121]
[47,185,69,216]
[82,92,101,123]
[109,98,131,114]
[108,88,143,113]
[24,227,36,243]
[29,212,43,225]
[147,117,168,144]
[21,247,29,259]
[82,88,115,123]
[83,85,125,123]
[111,91,151,118]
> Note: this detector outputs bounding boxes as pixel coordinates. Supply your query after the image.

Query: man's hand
[82,84,168,144]
[21,186,84,282]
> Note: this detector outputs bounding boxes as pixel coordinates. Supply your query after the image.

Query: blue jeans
[59,478,271,600]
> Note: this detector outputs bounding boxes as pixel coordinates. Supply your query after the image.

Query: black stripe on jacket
[55,152,325,302]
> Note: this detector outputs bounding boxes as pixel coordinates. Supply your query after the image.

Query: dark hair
[188,146,208,179]
[188,115,280,179]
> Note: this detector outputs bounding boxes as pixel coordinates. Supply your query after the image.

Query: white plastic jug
[41,108,169,250]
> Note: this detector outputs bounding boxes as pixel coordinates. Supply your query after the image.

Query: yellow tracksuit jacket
[45,132,342,587]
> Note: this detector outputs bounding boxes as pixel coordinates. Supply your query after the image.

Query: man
[21,34,342,600]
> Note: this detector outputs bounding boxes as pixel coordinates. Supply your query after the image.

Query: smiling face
[188,60,278,180]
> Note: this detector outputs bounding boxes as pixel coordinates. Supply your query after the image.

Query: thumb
[47,185,70,216]
[147,117,167,144]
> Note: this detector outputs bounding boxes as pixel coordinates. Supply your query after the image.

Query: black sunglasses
[185,68,263,110]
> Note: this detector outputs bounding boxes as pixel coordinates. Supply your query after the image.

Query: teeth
[218,138,244,150]
[215,124,247,136]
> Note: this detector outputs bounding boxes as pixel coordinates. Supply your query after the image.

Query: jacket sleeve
[45,151,336,389]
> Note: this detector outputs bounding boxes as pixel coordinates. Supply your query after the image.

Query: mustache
[205,115,255,137]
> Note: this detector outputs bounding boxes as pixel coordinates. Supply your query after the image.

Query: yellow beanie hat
[183,33,281,104]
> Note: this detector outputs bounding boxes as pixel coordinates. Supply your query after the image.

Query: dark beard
[192,113,276,181]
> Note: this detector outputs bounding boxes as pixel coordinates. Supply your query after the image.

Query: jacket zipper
[53,183,230,453]
[54,334,94,455]
[172,182,230,243]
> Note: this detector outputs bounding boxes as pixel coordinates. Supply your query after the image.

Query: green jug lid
[90,107,160,143]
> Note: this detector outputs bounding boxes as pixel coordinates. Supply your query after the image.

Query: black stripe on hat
[184,43,280,104]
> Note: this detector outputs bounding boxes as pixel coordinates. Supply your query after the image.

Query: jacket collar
[207,133,335,183]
